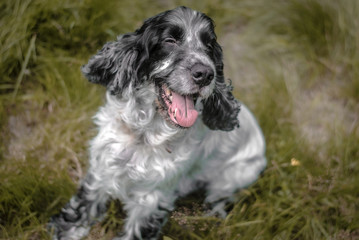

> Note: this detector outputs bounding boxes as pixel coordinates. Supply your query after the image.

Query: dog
[48,6,266,240]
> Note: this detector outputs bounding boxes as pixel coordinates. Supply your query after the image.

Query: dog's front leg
[48,173,109,240]
[115,191,174,240]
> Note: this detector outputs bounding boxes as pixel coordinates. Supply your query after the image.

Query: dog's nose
[190,64,214,87]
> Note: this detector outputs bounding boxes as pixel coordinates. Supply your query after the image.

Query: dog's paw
[47,215,90,240]
[204,198,234,219]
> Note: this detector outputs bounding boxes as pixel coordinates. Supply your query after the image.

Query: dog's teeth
[165,87,171,96]
[174,108,177,119]
[169,94,173,102]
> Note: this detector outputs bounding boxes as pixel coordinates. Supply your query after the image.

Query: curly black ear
[81,34,140,95]
[202,42,240,131]
[202,79,240,131]
[81,11,166,96]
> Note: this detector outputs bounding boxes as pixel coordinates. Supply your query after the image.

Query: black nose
[190,63,214,87]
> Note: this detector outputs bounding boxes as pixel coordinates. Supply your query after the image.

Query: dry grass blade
[12,34,36,101]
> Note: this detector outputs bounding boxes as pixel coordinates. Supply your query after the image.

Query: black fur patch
[202,78,241,131]
[48,175,108,239]
[139,214,167,240]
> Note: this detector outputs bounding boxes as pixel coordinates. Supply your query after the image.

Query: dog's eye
[164,38,177,45]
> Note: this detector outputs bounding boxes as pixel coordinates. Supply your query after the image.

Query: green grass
[1,0,359,239]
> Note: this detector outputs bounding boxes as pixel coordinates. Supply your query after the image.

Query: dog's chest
[130,139,198,178]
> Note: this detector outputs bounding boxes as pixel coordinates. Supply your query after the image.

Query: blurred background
[1,0,358,239]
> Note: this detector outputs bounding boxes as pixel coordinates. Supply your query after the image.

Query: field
[1,0,358,239]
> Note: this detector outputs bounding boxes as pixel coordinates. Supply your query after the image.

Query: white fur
[49,6,267,239]
[82,84,266,239]
[50,77,266,240]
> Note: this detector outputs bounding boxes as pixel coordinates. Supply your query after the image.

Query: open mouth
[158,84,199,128]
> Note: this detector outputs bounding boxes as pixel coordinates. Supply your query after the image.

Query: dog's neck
[94,89,189,148]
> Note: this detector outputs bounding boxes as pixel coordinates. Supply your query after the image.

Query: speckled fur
[49,7,266,240]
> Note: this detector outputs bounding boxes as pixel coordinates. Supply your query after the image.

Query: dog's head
[82,6,240,131]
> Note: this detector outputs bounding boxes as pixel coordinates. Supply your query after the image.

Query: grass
[1,0,359,239]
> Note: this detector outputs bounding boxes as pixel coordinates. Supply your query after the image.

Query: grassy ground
[1,0,359,239]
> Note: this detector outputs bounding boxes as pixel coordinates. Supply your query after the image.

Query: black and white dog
[49,6,266,240]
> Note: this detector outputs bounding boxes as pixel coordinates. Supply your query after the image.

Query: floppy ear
[201,42,241,131]
[81,34,140,95]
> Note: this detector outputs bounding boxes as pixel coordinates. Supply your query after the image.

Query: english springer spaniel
[49,6,266,240]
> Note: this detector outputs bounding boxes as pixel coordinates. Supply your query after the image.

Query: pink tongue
[168,91,198,127]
